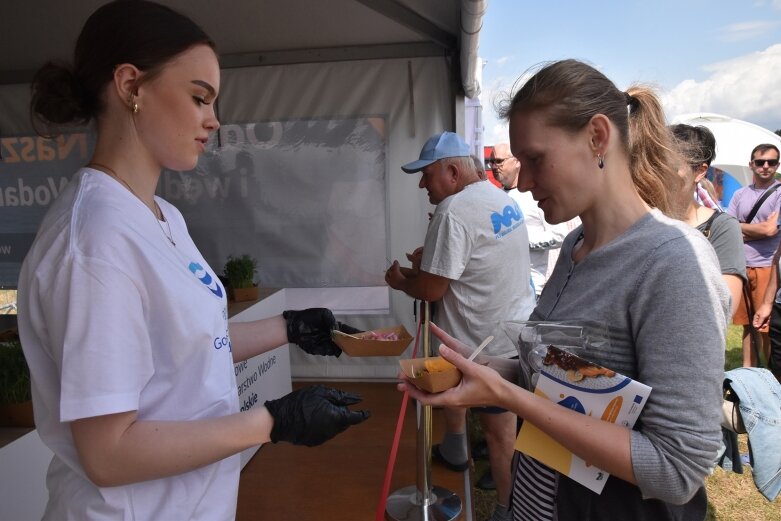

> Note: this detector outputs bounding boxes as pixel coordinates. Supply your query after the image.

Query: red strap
[375,314,423,521]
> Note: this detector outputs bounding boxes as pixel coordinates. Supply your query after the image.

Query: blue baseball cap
[401,131,471,173]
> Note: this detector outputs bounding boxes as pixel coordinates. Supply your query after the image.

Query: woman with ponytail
[399,59,728,520]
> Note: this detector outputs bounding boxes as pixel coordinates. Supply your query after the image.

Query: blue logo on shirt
[491,204,523,237]
[188,262,224,298]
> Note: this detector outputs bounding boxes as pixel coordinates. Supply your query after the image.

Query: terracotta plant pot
[232,286,260,302]
[0,400,34,428]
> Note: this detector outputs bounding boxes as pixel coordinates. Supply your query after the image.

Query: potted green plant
[0,330,34,428]
[223,254,259,302]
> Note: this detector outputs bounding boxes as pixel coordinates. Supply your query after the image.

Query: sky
[478,0,781,146]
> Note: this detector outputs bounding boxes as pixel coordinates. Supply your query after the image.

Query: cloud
[721,20,780,41]
[479,73,534,144]
[495,55,513,67]
[662,44,781,131]
[487,121,510,146]
[754,0,781,9]
[480,64,566,145]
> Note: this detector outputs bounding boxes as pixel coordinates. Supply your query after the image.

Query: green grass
[472,325,781,520]
[724,324,744,369]
[704,325,780,520]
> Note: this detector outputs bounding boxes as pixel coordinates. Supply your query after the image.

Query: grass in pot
[223,254,259,302]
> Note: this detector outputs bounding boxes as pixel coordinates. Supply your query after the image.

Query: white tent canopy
[0,0,485,92]
[671,112,781,188]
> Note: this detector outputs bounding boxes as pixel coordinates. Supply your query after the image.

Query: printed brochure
[515,345,652,494]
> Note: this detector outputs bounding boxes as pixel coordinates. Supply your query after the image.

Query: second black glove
[265,385,371,446]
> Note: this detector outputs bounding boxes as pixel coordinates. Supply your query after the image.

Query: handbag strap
[701,210,721,239]
[744,183,781,224]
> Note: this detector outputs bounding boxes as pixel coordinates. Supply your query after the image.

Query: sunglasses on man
[485,157,512,168]
[752,158,779,167]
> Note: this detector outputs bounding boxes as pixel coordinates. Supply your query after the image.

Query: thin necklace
[87,162,176,247]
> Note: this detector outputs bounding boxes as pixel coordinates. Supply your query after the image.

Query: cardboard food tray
[399,356,462,393]
[332,325,413,357]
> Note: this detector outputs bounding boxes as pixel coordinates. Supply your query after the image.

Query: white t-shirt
[421,180,536,357]
[18,168,240,520]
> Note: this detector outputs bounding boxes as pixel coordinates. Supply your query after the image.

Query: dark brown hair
[496,59,682,217]
[670,124,717,167]
[30,0,215,135]
[751,143,780,161]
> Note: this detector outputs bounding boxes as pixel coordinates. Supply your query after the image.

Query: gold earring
[128,92,139,114]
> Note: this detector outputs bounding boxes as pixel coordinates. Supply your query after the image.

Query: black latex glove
[337,322,362,335]
[283,308,360,357]
[265,385,371,446]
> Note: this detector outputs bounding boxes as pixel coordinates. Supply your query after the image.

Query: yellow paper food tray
[399,356,462,393]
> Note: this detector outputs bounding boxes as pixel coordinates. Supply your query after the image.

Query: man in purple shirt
[727,143,781,366]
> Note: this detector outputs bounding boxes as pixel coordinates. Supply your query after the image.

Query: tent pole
[385,300,462,521]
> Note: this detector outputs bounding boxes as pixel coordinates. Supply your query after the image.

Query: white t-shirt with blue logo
[18,168,240,520]
[421,180,536,357]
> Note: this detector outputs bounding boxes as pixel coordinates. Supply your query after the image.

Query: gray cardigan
[528,210,729,520]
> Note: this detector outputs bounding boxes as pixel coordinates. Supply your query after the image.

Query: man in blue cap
[386,131,536,521]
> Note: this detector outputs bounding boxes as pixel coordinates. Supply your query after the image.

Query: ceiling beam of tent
[0,42,448,85]
[354,0,458,51]
[219,42,448,69]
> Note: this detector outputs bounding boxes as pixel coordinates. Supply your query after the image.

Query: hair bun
[30,61,92,129]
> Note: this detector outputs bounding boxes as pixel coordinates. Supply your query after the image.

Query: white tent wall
[220,56,455,379]
[0,55,458,380]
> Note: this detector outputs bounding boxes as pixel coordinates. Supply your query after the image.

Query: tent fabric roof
[1,0,468,85]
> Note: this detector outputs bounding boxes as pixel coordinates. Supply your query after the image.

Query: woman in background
[399,59,728,520]
[670,123,746,316]
[18,1,367,519]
